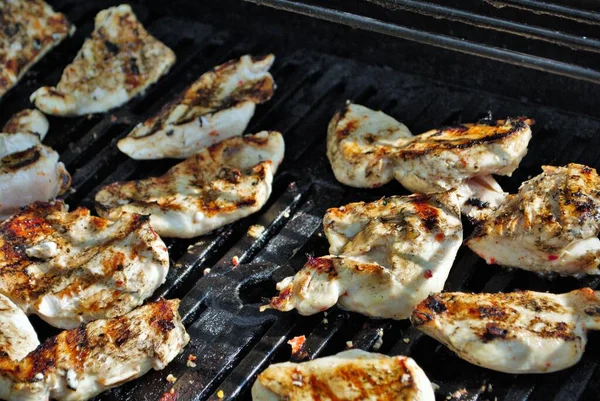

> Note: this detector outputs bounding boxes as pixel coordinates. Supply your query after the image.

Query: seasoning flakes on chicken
[327,102,412,188]
[467,163,600,276]
[268,192,462,319]
[411,289,600,374]
[0,294,39,361]
[0,0,73,100]
[0,125,70,219]
[0,299,189,401]
[118,54,276,159]
[0,201,169,329]
[96,131,285,238]
[252,349,435,401]
[30,4,175,116]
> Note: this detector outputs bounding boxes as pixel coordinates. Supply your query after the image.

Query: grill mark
[150,299,176,335]
[0,147,41,172]
[305,256,337,277]
[411,196,440,231]
[477,306,507,319]
[481,323,510,342]
[397,119,529,159]
[103,40,120,54]
[65,325,90,372]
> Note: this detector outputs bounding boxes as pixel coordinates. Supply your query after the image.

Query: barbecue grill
[2,0,600,400]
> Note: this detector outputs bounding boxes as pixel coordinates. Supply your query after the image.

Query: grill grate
[1,1,600,400]
[243,0,600,85]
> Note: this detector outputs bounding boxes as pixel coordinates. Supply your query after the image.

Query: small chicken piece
[0,132,70,219]
[411,288,600,374]
[0,0,73,100]
[0,298,189,401]
[0,294,39,361]
[0,201,169,329]
[252,349,435,401]
[3,109,49,139]
[30,4,175,116]
[96,131,284,238]
[327,103,412,188]
[269,192,462,319]
[467,164,600,276]
[118,54,276,159]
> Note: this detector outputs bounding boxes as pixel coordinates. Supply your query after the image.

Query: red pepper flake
[548,254,559,261]
[424,270,433,279]
[287,335,306,356]
[232,256,239,266]
[489,258,497,265]
[342,291,348,297]
[546,362,552,367]
[115,280,123,288]
[159,389,177,401]
[237,80,243,86]
[435,233,445,241]
[208,130,219,137]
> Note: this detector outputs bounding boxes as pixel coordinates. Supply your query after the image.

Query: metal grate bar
[244,0,600,84]
[486,0,600,25]
[369,0,600,52]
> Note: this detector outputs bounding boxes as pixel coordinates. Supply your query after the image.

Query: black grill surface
[2,1,600,400]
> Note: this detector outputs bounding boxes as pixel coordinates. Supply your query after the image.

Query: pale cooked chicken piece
[252,349,435,401]
[0,132,70,219]
[0,201,169,329]
[0,294,39,361]
[118,54,276,159]
[393,118,533,194]
[30,4,175,116]
[327,106,532,216]
[268,192,462,319]
[3,109,49,139]
[411,288,600,374]
[96,131,285,238]
[467,163,600,276]
[0,0,73,100]
[0,298,189,401]
[327,103,412,188]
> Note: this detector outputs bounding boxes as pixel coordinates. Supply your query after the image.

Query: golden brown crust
[0,299,181,381]
[412,291,578,342]
[397,118,533,160]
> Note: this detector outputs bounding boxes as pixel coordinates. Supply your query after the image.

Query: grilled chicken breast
[327,104,532,216]
[0,298,189,401]
[0,0,73,100]
[96,131,284,238]
[393,118,532,193]
[118,54,276,159]
[411,289,600,374]
[31,4,175,116]
[0,132,70,220]
[327,103,413,188]
[0,294,39,361]
[467,164,600,276]
[3,109,49,139]
[0,201,169,329]
[269,192,462,319]
[252,349,435,401]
